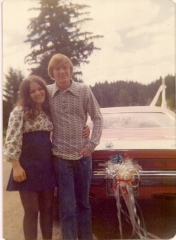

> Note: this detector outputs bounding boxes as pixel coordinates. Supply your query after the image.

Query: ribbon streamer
[105,154,160,239]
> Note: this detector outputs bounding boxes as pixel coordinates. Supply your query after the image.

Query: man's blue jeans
[53,156,93,240]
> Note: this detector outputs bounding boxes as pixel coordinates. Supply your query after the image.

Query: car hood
[96,128,176,150]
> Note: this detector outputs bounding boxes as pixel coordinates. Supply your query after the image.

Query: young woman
[4,75,56,240]
[4,75,90,240]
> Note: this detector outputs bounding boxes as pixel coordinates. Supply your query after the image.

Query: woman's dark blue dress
[7,131,56,191]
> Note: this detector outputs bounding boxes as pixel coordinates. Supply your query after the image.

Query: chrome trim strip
[92,170,176,186]
[93,170,176,177]
[138,170,176,177]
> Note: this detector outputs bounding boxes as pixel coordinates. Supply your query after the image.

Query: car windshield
[102,112,175,129]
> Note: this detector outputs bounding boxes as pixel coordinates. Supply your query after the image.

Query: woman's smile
[29,82,46,107]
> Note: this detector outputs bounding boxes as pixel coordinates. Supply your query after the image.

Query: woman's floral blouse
[4,106,53,162]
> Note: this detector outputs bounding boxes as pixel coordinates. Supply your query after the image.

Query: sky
[2,0,175,86]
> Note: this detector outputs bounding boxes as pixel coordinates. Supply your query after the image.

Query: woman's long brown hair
[17,75,51,120]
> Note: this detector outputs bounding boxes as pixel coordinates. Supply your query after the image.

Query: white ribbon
[106,156,160,239]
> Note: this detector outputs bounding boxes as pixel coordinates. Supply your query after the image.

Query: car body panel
[90,106,176,200]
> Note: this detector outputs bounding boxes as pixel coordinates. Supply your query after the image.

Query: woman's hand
[11,161,26,182]
[82,125,90,138]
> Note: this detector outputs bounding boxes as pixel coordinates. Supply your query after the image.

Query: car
[89,85,176,200]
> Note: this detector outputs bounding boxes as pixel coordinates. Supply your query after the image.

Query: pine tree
[3,67,24,106]
[25,0,103,84]
[3,68,24,129]
[118,89,133,106]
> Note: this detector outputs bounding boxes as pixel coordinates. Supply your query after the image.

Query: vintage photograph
[2,0,176,239]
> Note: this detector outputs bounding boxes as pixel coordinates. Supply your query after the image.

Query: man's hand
[80,147,92,157]
[11,161,27,182]
[82,125,90,138]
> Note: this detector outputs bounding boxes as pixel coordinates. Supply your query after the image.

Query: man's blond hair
[48,54,73,80]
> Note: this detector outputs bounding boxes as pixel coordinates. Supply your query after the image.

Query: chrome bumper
[137,170,176,186]
[92,170,176,186]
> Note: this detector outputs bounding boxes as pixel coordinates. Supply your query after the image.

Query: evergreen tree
[3,68,24,129]
[164,75,175,111]
[25,0,103,84]
[118,89,132,106]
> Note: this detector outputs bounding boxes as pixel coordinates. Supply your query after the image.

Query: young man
[47,54,103,240]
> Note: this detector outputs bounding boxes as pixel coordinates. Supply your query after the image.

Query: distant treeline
[90,75,175,110]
